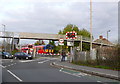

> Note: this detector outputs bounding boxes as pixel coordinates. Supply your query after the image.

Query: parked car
[14,52,33,60]
[0,52,13,59]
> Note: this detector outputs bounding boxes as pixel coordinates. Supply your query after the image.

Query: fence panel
[72,46,119,70]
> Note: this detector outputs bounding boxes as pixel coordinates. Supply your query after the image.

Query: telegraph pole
[90,0,93,51]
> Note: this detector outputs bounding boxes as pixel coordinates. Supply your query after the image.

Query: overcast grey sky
[0,0,119,44]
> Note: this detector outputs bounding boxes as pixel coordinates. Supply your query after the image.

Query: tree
[41,40,45,45]
[2,32,13,52]
[34,41,40,45]
[78,29,91,38]
[48,40,55,46]
[73,25,79,35]
[62,24,80,34]
[82,43,90,51]
[59,24,91,38]
[63,24,73,34]
[58,30,63,34]
[34,40,45,45]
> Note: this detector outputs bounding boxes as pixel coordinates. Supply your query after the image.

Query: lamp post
[107,30,110,40]
[2,24,6,52]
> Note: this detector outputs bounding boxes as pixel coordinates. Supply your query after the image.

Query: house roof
[94,35,113,45]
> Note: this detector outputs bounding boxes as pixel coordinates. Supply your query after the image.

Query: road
[1,56,119,84]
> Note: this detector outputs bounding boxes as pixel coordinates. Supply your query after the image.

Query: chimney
[103,38,106,40]
[99,35,103,39]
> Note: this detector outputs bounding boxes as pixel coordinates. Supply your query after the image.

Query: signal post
[66,31,77,62]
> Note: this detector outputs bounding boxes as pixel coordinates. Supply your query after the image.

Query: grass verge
[72,61,120,71]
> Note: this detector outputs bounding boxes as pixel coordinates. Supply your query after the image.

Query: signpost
[66,31,77,47]
[66,31,77,62]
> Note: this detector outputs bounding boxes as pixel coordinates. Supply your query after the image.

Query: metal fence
[72,46,119,69]
[72,48,91,62]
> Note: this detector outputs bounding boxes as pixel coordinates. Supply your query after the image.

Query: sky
[0,0,119,44]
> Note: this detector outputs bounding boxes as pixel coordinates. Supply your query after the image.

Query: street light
[2,24,6,52]
[107,30,111,40]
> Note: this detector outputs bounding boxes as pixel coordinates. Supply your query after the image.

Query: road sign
[59,38,64,43]
[59,38,64,46]
[66,31,77,39]
[67,41,74,46]
[59,43,64,46]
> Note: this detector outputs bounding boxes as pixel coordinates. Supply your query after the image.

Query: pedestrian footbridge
[0,31,114,47]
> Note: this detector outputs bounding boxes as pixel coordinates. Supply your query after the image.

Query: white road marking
[0,62,17,68]
[97,81,102,82]
[38,60,50,64]
[54,62,116,78]
[39,57,58,60]
[59,68,81,77]
[0,65,6,68]
[59,68,91,77]
[75,73,88,76]
[10,60,13,62]
[59,69,81,77]
[48,58,58,60]
[11,64,13,66]
[8,65,11,67]
[50,63,53,66]
[19,60,34,63]
[7,70,23,82]
[19,57,58,63]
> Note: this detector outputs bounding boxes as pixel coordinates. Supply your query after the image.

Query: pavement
[52,60,120,81]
